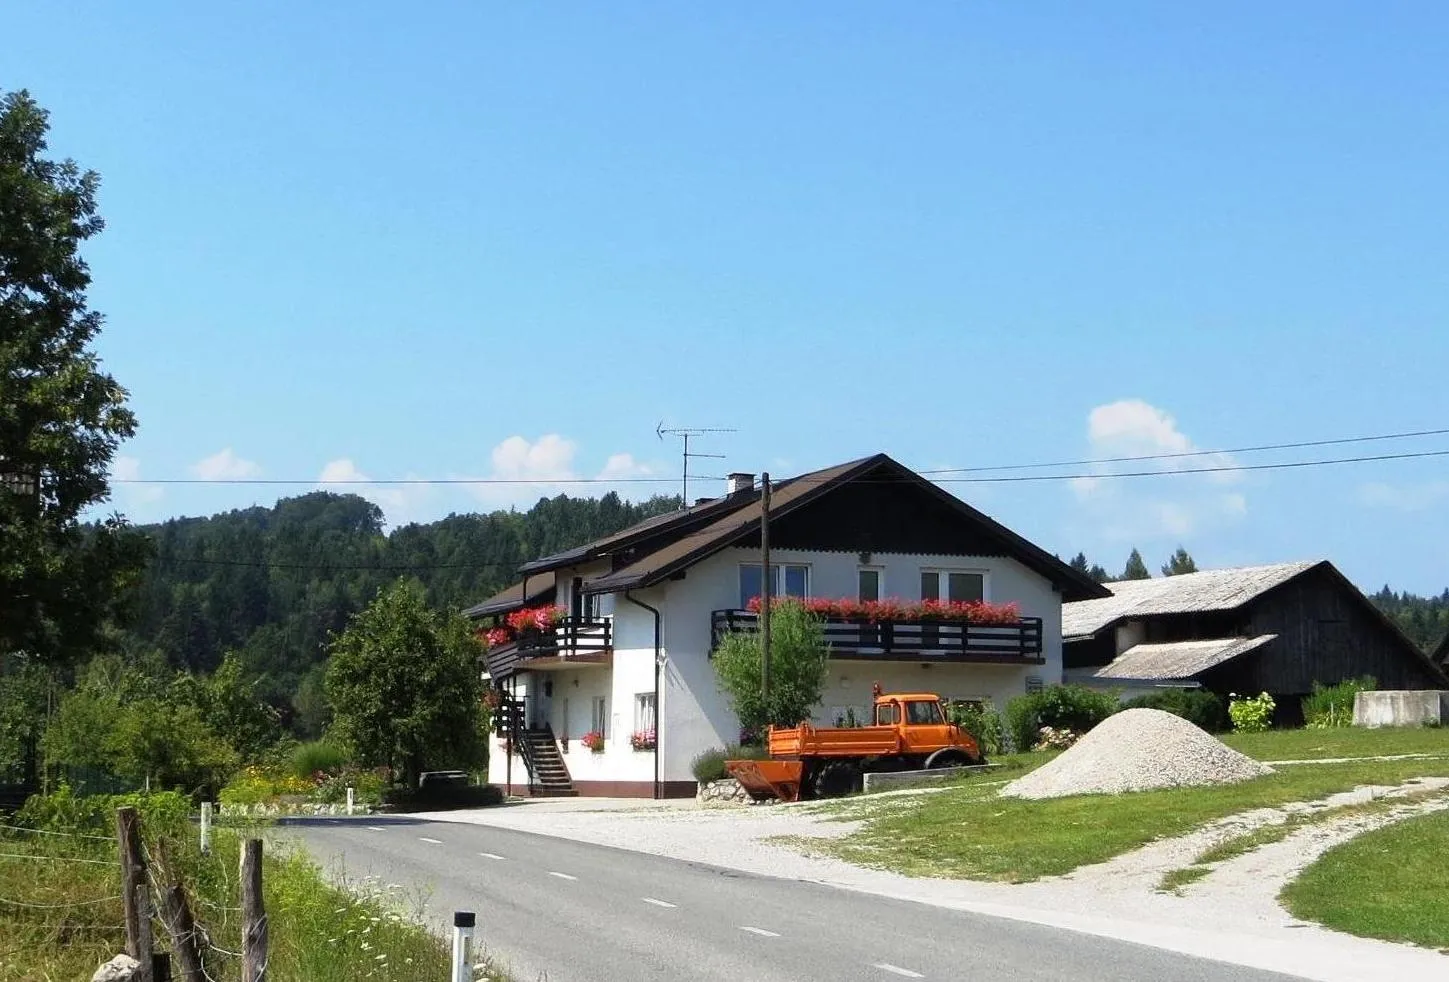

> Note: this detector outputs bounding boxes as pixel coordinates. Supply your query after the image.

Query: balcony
[484,616,613,680]
[710,609,1044,664]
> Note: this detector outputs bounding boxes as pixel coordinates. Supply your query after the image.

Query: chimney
[727,472,755,496]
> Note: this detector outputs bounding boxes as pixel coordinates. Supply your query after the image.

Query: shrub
[291,740,348,780]
[220,766,313,806]
[1229,692,1276,733]
[1004,685,1120,753]
[14,785,192,838]
[311,766,390,805]
[1302,677,1375,729]
[713,600,830,734]
[690,744,766,783]
[947,701,1005,757]
[1122,689,1229,732]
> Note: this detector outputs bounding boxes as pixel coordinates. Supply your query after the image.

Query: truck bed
[767,722,903,758]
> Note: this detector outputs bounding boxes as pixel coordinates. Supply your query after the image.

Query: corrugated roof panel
[1093,634,1277,681]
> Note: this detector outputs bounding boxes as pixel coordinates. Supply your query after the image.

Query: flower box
[630,729,657,752]
[744,596,1023,625]
[581,730,605,753]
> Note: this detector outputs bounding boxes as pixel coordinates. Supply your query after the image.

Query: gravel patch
[1002,708,1273,799]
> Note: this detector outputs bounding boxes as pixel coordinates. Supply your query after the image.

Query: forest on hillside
[120,491,682,733]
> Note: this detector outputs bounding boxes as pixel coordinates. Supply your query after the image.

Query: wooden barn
[1063,561,1447,725]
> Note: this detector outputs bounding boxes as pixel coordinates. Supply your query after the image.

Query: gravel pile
[1001,707,1273,800]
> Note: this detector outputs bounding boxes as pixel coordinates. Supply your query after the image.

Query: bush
[312,767,389,805]
[1004,685,1120,753]
[690,744,767,783]
[1122,689,1229,732]
[291,740,348,780]
[1303,677,1375,729]
[1229,692,1276,733]
[14,785,192,838]
[382,782,503,812]
[219,766,313,806]
[947,701,1004,757]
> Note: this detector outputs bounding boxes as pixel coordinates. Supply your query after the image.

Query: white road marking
[547,871,578,881]
[366,826,386,832]
[478,852,506,860]
[739,926,780,938]
[874,964,924,979]
[418,837,443,844]
[642,897,677,908]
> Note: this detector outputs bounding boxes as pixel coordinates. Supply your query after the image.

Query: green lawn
[1221,726,1449,760]
[1281,807,1449,950]
[808,727,1449,883]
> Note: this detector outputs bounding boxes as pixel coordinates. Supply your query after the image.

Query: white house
[464,453,1107,797]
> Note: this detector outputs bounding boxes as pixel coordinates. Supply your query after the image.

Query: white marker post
[346,785,355,816]
[200,801,212,854]
[451,911,475,982]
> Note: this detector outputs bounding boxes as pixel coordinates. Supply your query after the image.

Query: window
[634,692,656,733]
[858,568,881,602]
[875,702,898,725]
[738,564,810,607]
[906,700,945,725]
[920,570,985,603]
[591,696,607,736]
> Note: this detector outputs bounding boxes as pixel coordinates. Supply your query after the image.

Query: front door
[531,674,553,730]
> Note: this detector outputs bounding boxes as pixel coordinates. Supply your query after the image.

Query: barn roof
[1092,635,1278,681]
[1062,562,1321,640]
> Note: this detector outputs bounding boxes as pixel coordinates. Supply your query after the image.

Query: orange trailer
[725,686,983,802]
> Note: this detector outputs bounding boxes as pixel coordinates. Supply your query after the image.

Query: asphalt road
[285,816,1302,982]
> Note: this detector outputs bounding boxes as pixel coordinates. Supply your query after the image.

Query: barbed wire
[0,894,122,909]
[0,851,119,866]
[0,823,117,842]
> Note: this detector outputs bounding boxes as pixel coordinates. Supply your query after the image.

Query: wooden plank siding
[1219,566,1444,697]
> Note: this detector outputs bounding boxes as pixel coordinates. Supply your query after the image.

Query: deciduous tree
[713,601,830,737]
[0,89,147,664]
[324,580,484,787]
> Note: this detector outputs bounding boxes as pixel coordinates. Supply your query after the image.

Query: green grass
[0,814,508,981]
[1158,865,1212,891]
[1221,726,1449,760]
[807,729,1449,883]
[1281,806,1449,949]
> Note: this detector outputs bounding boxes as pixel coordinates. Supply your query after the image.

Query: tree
[324,580,484,787]
[195,653,283,762]
[712,601,830,738]
[1069,551,1111,584]
[1161,546,1198,577]
[1120,548,1151,581]
[0,90,148,665]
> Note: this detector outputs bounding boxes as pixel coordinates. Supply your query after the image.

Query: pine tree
[1121,548,1151,581]
[1161,547,1199,576]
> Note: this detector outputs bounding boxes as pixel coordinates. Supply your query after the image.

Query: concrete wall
[1354,690,1449,728]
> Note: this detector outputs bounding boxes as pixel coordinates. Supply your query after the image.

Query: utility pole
[759,472,771,709]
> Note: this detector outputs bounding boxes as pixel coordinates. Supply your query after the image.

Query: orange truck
[724,685,983,802]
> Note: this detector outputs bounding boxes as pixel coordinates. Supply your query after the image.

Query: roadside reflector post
[346,785,355,816]
[200,801,212,854]
[451,910,475,982]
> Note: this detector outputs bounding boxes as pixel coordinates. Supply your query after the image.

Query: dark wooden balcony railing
[710,609,1044,664]
[484,617,613,680]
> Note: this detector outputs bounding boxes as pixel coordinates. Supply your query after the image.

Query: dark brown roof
[583,454,1110,602]
[1435,632,1449,670]
[518,492,757,575]
[460,578,557,619]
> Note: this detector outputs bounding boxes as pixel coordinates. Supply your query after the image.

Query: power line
[163,557,520,571]
[919,425,1449,475]
[110,424,1449,487]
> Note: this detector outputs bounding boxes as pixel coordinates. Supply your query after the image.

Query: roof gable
[1062,562,1319,639]
[584,454,1108,600]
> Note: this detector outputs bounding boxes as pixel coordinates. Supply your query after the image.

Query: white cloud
[109,454,164,506]
[597,452,656,481]
[1069,399,1247,542]
[192,448,262,481]
[491,434,577,481]
[1359,480,1449,513]
[316,458,432,528]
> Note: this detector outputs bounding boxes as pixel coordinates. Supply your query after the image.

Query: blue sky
[12,2,1449,591]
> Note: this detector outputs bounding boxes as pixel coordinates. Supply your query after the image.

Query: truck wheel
[812,761,863,798]
[925,749,977,769]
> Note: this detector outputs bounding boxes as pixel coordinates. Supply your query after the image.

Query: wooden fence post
[116,807,147,961]
[160,884,205,982]
[241,839,268,982]
[134,881,154,982]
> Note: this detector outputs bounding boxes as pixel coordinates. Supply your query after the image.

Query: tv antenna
[656,423,736,502]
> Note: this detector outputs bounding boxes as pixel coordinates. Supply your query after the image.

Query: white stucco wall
[490,547,1067,789]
